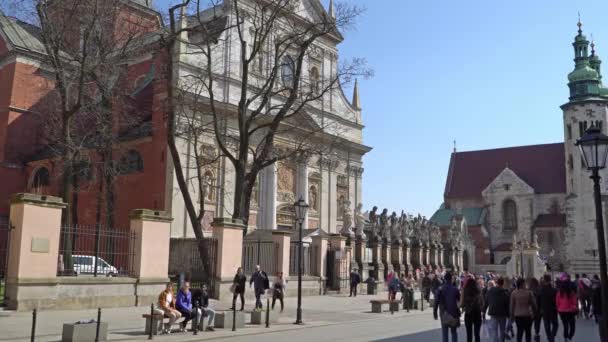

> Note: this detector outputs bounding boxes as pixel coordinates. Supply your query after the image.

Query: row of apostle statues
[339,201,449,246]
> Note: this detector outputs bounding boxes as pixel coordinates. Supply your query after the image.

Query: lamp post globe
[576,125,608,341]
[293,197,308,325]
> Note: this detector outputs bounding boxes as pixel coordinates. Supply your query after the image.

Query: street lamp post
[293,197,309,325]
[576,125,608,341]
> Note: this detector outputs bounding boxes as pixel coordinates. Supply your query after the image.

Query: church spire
[567,16,602,100]
[328,0,335,19]
[352,78,361,109]
[590,36,603,80]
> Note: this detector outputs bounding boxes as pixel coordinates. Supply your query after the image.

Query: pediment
[481,167,534,197]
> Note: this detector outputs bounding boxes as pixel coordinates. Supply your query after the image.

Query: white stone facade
[165,0,370,237]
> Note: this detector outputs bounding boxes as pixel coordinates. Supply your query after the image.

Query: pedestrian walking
[349,268,361,297]
[272,271,287,312]
[578,273,592,319]
[433,272,461,342]
[538,274,559,342]
[556,273,578,342]
[250,265,269,309]
[510,277,537,342]
[591,274,602,324]
[527,278,542,342]
[461,278,484,342]
[231,267,247,311]
[485,276,510,342]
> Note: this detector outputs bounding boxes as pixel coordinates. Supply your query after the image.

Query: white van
[71,255,118,277]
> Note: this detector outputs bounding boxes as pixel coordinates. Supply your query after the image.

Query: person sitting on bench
[176,281,198,332]
[193,284,215,331]
[158,282,182,334]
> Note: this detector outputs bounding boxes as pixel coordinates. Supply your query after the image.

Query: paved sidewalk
[1,293,599,342]
[0,293,431,341]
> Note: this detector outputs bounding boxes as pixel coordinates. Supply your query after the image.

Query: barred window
[503,199,517,231]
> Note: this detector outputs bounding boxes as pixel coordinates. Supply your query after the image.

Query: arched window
[118,150,143,174]
[500,256,512,265]
[503,199,518,231]
[281,56,295,88]
[310,66,320,94]
[31,167,50,191]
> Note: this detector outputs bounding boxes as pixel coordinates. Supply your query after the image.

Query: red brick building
[0,0,170,230]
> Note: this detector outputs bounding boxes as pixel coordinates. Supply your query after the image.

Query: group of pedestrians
[231,265,287,312]
[432,270,603,342]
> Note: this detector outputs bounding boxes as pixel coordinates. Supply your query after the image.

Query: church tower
[562,19,608,273]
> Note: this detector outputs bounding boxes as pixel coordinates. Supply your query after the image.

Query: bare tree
[161,0,372,243]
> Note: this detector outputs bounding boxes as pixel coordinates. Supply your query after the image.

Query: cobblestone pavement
[0,293,600,341]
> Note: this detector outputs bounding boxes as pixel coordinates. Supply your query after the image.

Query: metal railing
[289,242,312,276]
[57,224,135,277]
[242,240,278,275]
[169,238,218,294]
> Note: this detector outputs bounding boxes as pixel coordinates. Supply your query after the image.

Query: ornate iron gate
[325,248,349,292]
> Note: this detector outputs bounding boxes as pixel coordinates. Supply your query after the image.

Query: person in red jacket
[556,273,578,342]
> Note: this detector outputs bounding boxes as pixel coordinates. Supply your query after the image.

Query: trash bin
[366,278,377,295]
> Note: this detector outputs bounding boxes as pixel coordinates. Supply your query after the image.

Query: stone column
[263,163,277,230]
[296,161,309,230]
[328,162,339,233]
[354,237,369,281]
[212,218,245,299]
[392,240,404,275]
[403,242,412,274]
[438,246,445,269]
[382,240,392,279]
[6,193,65,311]
[272,230,291,277]
[311,234,328,277]
[371,239,384,286]
[130,209,173,306]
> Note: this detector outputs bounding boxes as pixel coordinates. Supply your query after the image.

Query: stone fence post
[130,209,172,306]
[212,218,244,299]
[311,234,328,292]
[6,193,65,310]
[272,230,291,277]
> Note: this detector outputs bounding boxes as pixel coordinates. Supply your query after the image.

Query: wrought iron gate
[325,248,349,292]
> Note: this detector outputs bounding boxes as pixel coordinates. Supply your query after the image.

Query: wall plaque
[31,237,50,253]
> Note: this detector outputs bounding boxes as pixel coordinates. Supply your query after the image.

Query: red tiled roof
[534,214,566,228]
[444,143,566,199]
[494,243,512,252]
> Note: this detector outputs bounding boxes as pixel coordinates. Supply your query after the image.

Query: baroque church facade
[0,0,369,237]
[431,21,608,275]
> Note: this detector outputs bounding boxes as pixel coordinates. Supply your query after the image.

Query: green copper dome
[568,65,600,82]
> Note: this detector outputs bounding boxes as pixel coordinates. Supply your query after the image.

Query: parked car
[70,255,118,277]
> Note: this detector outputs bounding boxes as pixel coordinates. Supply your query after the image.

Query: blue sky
[154,0,607,217]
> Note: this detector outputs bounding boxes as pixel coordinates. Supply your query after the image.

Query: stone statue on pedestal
[339,200,355,238]
[379,208,389,240]
[390,211,400,241]
[369,206,379,238]
[354,203,367,240]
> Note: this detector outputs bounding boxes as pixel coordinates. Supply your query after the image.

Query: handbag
[229,283,236,293]
[441,310,460,328]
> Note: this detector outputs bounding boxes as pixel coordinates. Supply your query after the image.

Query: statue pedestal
[371,240,384,286]
[506,246,546,279]
[355,238,370,282]
[391,241,405,275]
[381,241,392,280]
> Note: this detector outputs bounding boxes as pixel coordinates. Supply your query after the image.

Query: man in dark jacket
[538,274,558,342]
[349,268,361,297]
[250,265,268,309]
[485,277,510,342]
[434,272,460,342]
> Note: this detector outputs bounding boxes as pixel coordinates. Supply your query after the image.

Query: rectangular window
[567,124,572,140]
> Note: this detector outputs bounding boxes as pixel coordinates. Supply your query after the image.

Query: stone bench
[142,314,185,335]
[62,322,108,342]
[370,299,400,313]
[214,311,245,329]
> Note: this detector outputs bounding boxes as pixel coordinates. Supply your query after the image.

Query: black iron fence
[0,221,10,306]
[57,224,135,277]
[242,240,278,275]
[289,242,312,276]
[168,238,218,294]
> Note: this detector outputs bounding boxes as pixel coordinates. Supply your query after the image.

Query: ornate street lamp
[293,197,309,325]
[515,240,525,278]
[576,125,608,341]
